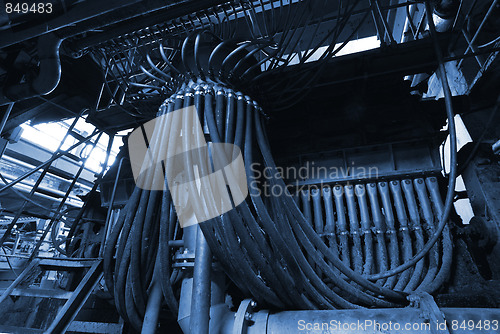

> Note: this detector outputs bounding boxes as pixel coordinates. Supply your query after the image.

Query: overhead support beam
[256,34,451,94]
[0,0,233,51]
[0,0,143,49]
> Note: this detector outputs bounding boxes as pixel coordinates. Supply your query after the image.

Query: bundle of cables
[90,0,377,114]
[103,8,458,328]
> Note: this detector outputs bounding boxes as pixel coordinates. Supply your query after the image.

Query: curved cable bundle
[191,86,453,309]
[103,97,184,331]
[103,2,458,327]
[104,81,454,327]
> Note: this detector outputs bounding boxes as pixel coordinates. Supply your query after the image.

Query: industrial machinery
[0,0,499,333]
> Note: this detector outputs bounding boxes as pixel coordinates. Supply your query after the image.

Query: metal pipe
[493,139,500,154]
[0,0,143,49]
[178,221,198,333]
[433,0,460,32]
[190,226,213,334]
[246,308,500,334]
[4,34,62,104]
[141,266,163,334]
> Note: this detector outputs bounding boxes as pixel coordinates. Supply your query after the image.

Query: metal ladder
[0,257,104,333]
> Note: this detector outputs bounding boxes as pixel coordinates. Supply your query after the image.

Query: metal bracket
[408,291,450,334]
[232,299,257,334]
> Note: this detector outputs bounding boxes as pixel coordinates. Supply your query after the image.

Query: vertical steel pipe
[190,226,213,334]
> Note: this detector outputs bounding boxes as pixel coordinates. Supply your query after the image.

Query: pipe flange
[233,299,257,334]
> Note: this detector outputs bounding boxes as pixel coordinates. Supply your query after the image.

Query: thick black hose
[254,112,407,302]
[365,1,457,281]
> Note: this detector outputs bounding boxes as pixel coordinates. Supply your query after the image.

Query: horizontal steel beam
[0,0,233,51]
[5,288,73,300]
[0,0,143,49]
